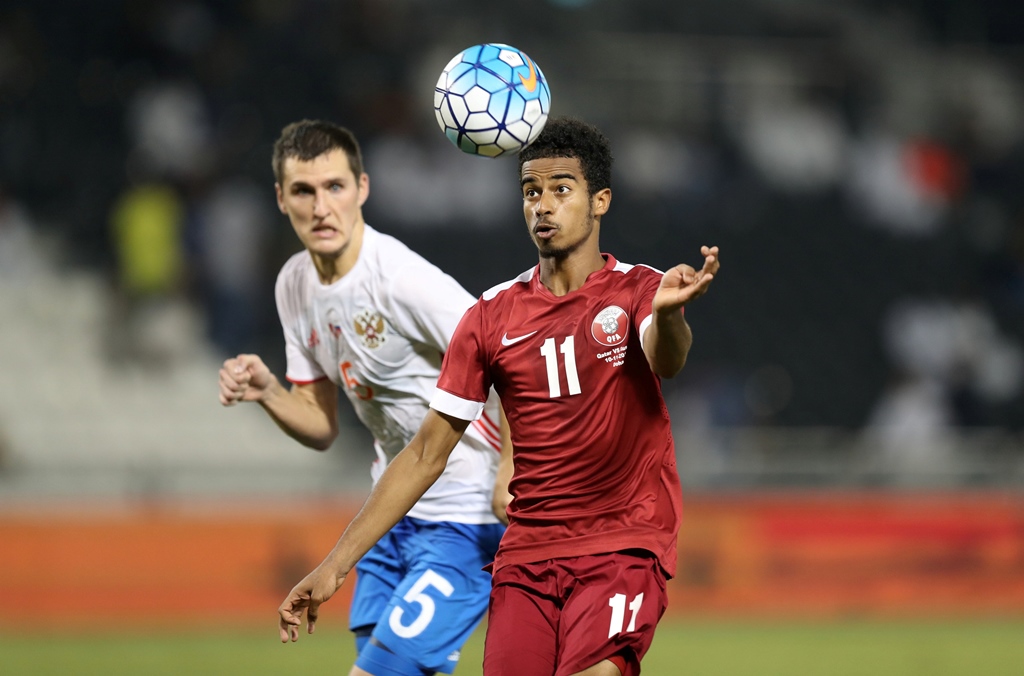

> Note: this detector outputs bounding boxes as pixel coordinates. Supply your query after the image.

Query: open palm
[653,246,720,314]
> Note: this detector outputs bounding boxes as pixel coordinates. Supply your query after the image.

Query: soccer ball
[434,43,551,158]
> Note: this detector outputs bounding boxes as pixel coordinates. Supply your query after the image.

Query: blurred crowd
[1,0,1023,438]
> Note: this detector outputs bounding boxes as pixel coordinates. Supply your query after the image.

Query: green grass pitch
[3,619,1022,675]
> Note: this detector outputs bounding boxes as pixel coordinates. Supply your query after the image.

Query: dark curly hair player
[519,116,613,196]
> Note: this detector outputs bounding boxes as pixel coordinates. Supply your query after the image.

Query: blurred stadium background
[1,0,1023,674]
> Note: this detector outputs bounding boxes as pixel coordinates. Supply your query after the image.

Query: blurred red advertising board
[0,492,1022,627]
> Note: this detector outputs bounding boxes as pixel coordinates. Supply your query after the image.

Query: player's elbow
[405,436,455,482]
[400,409,466,481]
[410,446,449,480]
[643,324,691,379]
[304,428,338,451]
[649,353,686,379]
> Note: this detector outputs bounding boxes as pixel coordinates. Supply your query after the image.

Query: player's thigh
[350,524,409,631]
[483,576,559,676]
[556,551,668,676]
[368,523,500,674]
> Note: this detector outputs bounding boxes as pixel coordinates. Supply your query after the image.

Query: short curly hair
[272,119,364,184]
[518,117,612,195]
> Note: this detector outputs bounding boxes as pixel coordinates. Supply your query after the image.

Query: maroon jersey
[431,254,683,577]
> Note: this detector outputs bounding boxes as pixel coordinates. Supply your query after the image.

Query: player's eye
[330,183,343,192]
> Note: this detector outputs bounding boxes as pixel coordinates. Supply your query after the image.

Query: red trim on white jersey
[480,409,500,435]
[286,376,330,385]
[473,409,501,450]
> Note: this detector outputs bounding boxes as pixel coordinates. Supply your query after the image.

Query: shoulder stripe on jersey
[636,263,665,275]
[482,267,535,301]
[431,388,486,422]
[612,260,664,276]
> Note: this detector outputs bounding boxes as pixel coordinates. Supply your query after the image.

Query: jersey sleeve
[633,266,665,354]
[384,257,477,353]
[275,267,326,384]
[430,300,492,421]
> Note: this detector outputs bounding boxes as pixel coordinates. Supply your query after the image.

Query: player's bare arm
[219,354,339,450]
[644,245,720,378]
[491,405,514,525]
[277,408,469,642]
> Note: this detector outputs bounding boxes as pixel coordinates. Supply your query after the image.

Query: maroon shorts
[483,550,669,676]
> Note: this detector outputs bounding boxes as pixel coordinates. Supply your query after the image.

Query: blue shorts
[350,516,504,674]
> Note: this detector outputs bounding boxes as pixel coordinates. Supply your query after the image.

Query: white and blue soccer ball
[434,43,551,158]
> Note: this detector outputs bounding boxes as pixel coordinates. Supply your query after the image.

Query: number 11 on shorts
[607,592,644,638]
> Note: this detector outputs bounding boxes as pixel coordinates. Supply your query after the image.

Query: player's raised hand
[218,354,274,406]
[653,246,720,314]
[278,566,346,643]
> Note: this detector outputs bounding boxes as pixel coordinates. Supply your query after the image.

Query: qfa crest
[354,309,388,349]
[591,305,628,346]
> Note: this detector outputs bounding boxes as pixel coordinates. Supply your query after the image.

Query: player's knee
[355,639,435,676]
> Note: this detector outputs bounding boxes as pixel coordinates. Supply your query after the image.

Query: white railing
[675,427,1024,489]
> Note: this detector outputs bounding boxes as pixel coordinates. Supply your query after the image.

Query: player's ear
[358,172,370,207]
[275,183,287,214]
[592,187,611,217]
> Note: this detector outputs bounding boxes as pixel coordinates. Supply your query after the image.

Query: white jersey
[276,225,502,524]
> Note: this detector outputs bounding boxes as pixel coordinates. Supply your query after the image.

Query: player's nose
[312,190,329,217]
[534,190,555,215]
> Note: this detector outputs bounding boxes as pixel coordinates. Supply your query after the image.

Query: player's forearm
[645,309,692,378]
[258,377,338,450]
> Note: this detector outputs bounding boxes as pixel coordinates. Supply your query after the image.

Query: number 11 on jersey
[540,336,581,398]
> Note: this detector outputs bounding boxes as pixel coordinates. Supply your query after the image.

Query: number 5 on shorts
[389,569,454,638]
[607,593,644,638]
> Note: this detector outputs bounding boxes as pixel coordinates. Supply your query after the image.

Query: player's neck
[538,247,604,297]
[311,220,365,285]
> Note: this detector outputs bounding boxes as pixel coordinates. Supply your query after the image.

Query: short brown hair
[271,120,364,184]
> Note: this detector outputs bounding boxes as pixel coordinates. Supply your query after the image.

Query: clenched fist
[218,354,275,406]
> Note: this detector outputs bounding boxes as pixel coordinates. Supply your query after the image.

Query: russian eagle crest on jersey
[275,225,503,525]
[354,308,388,349]
[591,305,628,346]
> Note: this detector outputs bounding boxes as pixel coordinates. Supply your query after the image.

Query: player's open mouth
[534,223,557,240]
[312,225,337,238]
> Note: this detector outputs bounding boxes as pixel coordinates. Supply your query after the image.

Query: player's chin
[536,239,569,259]
[306,239,345,258]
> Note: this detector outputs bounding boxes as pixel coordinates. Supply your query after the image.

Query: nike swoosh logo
[501,330,537,346]
[518,56,538,93]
